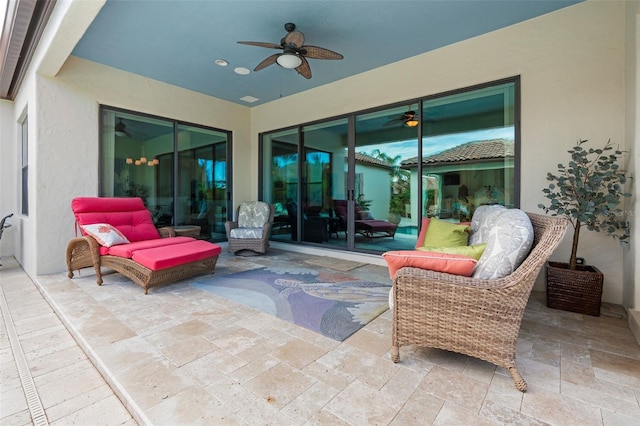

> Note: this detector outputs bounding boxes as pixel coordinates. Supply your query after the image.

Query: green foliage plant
[538,139,630,270]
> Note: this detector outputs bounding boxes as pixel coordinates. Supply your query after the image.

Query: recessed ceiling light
[214,59,228,67]
[234,67,250,75]
[240,96,259,103]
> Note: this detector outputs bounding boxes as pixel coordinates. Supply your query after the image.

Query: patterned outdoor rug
[191,266,390,341]
[303,256,366,272]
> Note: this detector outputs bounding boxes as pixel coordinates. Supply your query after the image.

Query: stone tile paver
[2,251,640,425]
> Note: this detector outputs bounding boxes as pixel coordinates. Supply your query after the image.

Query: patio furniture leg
[507,365,527,392]
[391,345,400,362]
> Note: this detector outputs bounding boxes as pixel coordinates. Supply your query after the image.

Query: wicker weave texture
[225,202,275,255]
[546,261,603,316]
[391,213,568,392]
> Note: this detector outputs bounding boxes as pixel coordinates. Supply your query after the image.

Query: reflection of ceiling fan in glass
[115,119,131,137]
[384,110,419,128]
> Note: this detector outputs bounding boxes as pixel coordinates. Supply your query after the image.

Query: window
[20,116,28,216]
[419,80,517,222]
[260,77,519,254]
[100,107,232,241]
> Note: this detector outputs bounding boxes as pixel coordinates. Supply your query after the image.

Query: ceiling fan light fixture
[276,53,302,69]
[405,119,419,127]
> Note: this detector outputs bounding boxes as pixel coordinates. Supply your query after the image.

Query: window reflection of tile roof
[401,139,514,167]
[355,152,394,168]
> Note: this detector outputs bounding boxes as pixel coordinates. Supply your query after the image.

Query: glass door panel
[102,110,174,226]
[354,104,418,252]
[302,119,348,247]
[176,124,229,241]
[421,82,516,222]
[262,129,299,242]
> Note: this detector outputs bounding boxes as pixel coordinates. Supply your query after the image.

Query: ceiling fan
[237,22,343,79]
[384,110,420,128]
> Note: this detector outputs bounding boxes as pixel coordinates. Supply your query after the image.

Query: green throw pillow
[417,243,487,260]
[422,218,470,247]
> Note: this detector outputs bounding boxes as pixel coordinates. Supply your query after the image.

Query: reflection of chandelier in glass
[125,147,158,166]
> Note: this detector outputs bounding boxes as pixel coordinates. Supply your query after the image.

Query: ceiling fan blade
[254,54,280,71]
[383,119,402,127]
[296,56,312,79]
[237,41,282,50]
[301,45,343,60]
[284,31,304,48]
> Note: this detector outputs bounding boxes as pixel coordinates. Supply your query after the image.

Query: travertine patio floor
[1,248,639,425]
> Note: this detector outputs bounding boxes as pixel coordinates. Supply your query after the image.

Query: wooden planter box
[546,261,603,316]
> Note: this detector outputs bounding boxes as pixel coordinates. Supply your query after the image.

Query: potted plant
[538,139,630,316]
[388,195,406,224]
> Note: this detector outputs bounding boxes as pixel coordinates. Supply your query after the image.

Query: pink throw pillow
[382,250,477,279]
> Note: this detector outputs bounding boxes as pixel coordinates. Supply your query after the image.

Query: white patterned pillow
[473,209,534,280]
[469,204,507,246]
[237,201,270,228]
[81,223,130,247]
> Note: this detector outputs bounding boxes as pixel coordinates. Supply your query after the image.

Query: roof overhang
[0,0,55,100]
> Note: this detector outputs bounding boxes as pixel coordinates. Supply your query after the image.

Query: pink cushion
[72,197,147,213]
[107,237,196,258]
[132,241,221,271]
[357,220,397,231]
[72,197,160,242]
[382,250,477,279]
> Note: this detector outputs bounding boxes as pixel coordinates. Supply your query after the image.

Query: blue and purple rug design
[191,266,391,341]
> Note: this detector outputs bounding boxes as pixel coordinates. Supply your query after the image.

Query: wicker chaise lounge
[391,212,568,392]
[67,197,222,294]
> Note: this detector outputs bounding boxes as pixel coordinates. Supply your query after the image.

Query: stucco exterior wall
[0,100,17,258]
[30,58,252,275]
[8,63,37,273]
[250,0,629,304]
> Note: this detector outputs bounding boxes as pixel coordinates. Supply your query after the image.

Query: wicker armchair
[225,201,274,255]
[391,212,568,392]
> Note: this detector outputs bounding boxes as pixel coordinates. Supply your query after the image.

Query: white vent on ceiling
[240,96,259,103]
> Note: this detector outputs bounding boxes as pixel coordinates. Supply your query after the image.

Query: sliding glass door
[176,124,230,240]
[420,81,516,221]
[260,77,519,255]
[353,104,418,252]
[100,107,232,242]
[262,120,349,248]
